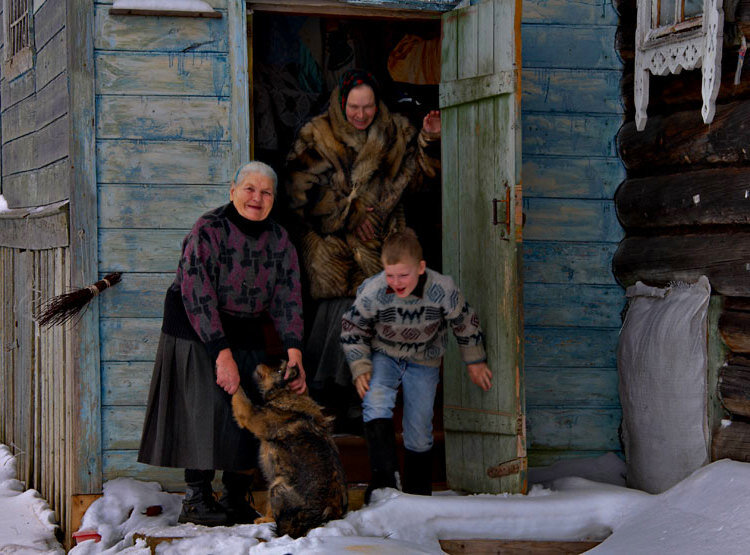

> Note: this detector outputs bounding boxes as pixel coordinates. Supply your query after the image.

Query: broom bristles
[36,272,122,327]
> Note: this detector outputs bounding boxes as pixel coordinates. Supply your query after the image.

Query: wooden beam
[719,364,750,417]
[247,0,444,19]
[67,0,102,513]
[615,167,750,230]
[439,539,602,554]
[0,201,69,249]
[712,420,750,462]
[229,0,250,171]
[719,310,750,353]
[612,233,750,296]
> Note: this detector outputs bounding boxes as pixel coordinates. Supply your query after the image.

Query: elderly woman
[138,161,305,527]
[285,69,440,419]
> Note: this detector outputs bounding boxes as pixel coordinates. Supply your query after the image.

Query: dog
[231,360,348,538]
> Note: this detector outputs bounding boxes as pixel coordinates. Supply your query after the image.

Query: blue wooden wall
[521,0,625,466]
[93,0,243,489]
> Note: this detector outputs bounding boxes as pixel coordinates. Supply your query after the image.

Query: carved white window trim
[110,0,221,18]
[634,0,724,131]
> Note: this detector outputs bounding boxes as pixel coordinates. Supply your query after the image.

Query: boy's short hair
[382,228,423,265]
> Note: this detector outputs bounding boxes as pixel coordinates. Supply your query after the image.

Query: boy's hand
[467,362,492,391]
[355,372,372,399]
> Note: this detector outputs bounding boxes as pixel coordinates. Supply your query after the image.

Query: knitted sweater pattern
[341,268,486,380]
[173,204,303,358]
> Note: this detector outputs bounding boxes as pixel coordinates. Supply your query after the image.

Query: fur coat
[285,88,440,299]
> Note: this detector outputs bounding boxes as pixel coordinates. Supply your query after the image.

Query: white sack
[617,276,710,493]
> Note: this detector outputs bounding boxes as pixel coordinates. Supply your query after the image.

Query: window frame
[634,0,724,131]
[2,0,33,80]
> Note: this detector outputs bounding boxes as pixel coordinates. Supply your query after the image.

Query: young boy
[341,228,492,502]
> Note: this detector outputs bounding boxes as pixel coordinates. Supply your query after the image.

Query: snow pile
[0,194,8,212]
[112,0,217,13]
[0,444,64,553]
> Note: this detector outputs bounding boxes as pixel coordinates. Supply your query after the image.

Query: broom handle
[87,272,121,296]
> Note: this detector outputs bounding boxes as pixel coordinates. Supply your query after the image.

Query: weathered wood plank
[719,310,750,354]
[613,233,750,296]
[527,408,622,450]
[523,198,623,242]
[524,283,624,328]
[523,241,620,285]
[68,0,102,499]
[528,449,621,468]
[96,0,227,7]
[95,5,228,52]
[100,318,162,361]
[227,0,249,173]
[523,0,617,24]
[0,203,69,249]
[102,362,153,406]
[98,229,185,272]
[96,140,231,184]
[522,69,622,114]
[1,92,36,143]
[102,406,145,450]
[103,450,185,491]
[718,365,750,417]
[1,70,34,110]
[440,539,602,554]
[524,327,619,368]
[36,28,66,91]
[2,115,68,175]
[96,96,230,141]
[2,71,68,144]
[98,272,173,318]
[619,100,750,173]
[525,367,619,407]
[34,0,65,51]
[2,159,70,207]
[522,156,624,199]
[523,113,621,157]
[522,24,620,70]
[615,167,750,229]
[712,420,750,462]
[95,52,230,96]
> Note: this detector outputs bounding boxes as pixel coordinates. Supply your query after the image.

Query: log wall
[615,0,750,462]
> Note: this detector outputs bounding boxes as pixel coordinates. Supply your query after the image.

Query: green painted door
[440,0,525,494]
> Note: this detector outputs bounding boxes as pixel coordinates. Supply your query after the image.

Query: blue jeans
[362,352,440,453]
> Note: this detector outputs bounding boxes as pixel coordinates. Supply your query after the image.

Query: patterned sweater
[341,268,486,381]
[165,203,303,361]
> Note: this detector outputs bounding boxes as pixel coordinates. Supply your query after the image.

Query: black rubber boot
[403,448,433,496]
[218,471,261,525]
[178,469,228,526]
[363,418,399,504]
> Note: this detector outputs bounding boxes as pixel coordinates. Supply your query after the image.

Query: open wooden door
[440,0,525,494]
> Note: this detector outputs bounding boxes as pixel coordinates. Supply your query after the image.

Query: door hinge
[492,182,511,240]
[487,457,525,478]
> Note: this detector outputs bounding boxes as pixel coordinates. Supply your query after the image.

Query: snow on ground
[3,442,750,554]
[0,194,8,212]
[0,445,64,553]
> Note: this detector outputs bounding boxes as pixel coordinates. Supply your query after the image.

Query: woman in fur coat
[285,69,441,414]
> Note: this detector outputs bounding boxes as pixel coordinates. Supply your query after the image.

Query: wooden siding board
[522,69,621,114]
[95,52,230,97]
[102,406,145,450]
[522,156,624,199]
[1,68,35,109]
[98,229,185,272]
[523,113,621,157]
[521,24,619,70]
[524,283,624,328]
[96,96,230,141]
[228,0,249,171]
[94,5,228,52]
[2,159,70,207]
[98,272,173,318]
[527,408,622,450]
[98,185,227,229]
[34,0,65,51]
[522,0,618,25]
[103,451,184,492]
[2,116,69,175]
[36,29,67,91]
[524,327,619,368]
[96,140,231,184]
[102,362,152,406]
[523,241,619,285]
[522,198,623,242]
[525,367,620,407]
[100,318,162,362]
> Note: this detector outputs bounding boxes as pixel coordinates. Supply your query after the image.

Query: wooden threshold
[439,539,603,554]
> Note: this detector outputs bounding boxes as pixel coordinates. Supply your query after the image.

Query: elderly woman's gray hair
[232,161,278,193]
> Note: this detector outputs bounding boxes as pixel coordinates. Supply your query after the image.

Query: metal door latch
[492,182,511,240]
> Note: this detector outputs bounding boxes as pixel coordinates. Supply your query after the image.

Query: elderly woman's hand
[422,110,441,136]
[286,348,307,395]
[215,348,241,395]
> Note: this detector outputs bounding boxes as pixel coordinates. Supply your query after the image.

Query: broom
[36,272,122,327]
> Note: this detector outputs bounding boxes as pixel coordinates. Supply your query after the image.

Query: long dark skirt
[138,333,264,471]
[305,297,354,387]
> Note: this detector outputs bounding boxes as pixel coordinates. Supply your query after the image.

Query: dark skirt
[138,333,264,471]
[305,297,354,387]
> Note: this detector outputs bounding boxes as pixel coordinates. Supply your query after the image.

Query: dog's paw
[254,516,275,525]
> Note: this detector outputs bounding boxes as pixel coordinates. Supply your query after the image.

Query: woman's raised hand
[215,348,241,395]
[286,348,307,395]
[422,110,441,135]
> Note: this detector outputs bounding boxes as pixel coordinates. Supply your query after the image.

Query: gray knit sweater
[341,268,487,381]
